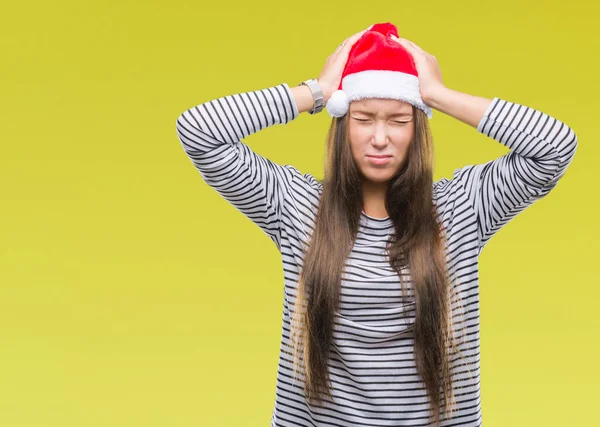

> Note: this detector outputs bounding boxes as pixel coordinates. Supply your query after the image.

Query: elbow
[176,111,192,133]
[175,112,215,156]
[551,127,578,183]
[563,127,579,165]
[175,114,197,154]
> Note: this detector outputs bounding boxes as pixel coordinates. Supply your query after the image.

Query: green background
[1,1,598,426]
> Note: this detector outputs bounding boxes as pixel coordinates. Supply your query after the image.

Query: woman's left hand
[389,35,446,105]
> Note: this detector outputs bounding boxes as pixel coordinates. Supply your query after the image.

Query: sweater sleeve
[453,97,578,253]
[175,83,301,250]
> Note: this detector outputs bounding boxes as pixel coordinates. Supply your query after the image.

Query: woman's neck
[362,180,389,218]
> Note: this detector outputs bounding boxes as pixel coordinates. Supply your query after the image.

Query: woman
[175,22,577,427]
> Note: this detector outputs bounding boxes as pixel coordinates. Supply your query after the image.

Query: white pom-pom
[325,90,349,118]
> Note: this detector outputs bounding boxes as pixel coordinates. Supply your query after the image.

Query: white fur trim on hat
[325,70,433,119]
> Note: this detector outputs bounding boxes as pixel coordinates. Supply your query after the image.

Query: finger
[396,36,426,55]
[331,24,372,59]
[332,39,349,56]
[333,28,367,56]
[406,39,425,54]
[343,29,368,51]
[334,34,353,53]
[390,35,422,58]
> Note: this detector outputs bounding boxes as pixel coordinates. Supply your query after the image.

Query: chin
[369,176,394,183]
[361,171,396,183]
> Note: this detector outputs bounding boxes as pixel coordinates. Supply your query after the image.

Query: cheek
[348,125,366,142]
[394,123,415,139]
[348,125,414,146]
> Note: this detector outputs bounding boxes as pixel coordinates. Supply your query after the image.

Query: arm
[387,37,578,253]
[290,84,321,113]
[175,82,316,250]
[430,89,579,253]
[424,87,492,129]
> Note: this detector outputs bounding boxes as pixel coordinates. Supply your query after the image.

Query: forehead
[349,98,413,116]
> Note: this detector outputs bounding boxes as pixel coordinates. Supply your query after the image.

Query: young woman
[175,23,577,427]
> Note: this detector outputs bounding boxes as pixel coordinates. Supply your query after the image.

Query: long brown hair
[288,105,471,425]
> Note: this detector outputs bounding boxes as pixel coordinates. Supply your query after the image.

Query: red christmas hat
[325,22,433,119]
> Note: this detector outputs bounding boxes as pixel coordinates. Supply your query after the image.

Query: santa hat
[325,22,433,119]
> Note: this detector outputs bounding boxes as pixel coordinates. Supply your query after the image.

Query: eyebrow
[351,110,412,118]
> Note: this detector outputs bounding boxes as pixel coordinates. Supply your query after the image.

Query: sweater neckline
[360,211,392,228]
[361,210,389,220]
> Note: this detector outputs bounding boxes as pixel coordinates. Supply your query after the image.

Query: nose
[371,122,390,147]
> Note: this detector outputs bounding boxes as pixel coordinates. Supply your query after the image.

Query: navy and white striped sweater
[175,83,577,426]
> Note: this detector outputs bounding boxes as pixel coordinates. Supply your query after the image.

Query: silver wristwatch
[299,78,324,114]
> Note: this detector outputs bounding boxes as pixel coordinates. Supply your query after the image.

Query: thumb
[341,28,368,55]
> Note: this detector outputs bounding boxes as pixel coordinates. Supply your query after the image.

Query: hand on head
[317,25,373,102]
[389,35,446,104]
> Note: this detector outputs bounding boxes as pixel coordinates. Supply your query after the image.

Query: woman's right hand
[318,25,373,103]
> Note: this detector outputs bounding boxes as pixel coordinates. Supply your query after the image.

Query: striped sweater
[175,83,577,426]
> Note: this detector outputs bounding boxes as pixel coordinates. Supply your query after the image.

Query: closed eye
[353,118,410,124]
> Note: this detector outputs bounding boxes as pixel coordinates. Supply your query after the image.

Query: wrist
[291,84,316,114]
[423,86,451,110]
[318,80,335,104]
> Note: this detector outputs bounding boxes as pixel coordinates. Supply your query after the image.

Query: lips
[367,155,392,165]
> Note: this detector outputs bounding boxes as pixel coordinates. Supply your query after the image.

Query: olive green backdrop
[1,1,598,426]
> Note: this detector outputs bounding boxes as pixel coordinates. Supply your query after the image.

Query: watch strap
[299,78,324,114]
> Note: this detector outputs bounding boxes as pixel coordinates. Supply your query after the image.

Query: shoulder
[282,164,323,196]
[432,166,473,214]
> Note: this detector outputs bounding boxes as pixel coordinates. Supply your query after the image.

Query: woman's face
[347,98,415,183]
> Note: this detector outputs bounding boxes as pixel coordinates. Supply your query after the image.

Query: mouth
[366,155,392,165]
